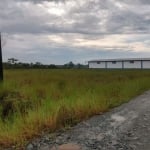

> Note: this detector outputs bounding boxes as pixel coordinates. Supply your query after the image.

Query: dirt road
[26,91,150,150]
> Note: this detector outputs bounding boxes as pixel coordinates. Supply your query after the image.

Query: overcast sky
[0,0,150,64]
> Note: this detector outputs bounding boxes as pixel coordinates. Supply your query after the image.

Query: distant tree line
[3,58,88,69]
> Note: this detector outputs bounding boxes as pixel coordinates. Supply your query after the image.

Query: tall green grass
[0,69,150,148]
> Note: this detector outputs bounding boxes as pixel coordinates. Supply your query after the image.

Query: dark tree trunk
[0,32,3,81]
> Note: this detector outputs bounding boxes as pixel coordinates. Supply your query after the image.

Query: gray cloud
[16,0,66,3]
[0,0,150,34]
[0,0,150,64]
[120,0,150,5]
[106,10,150,34]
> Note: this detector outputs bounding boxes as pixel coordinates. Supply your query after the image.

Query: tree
[49,64,57,69]
[0,32,3,81]
[8,58,18,64]
[76,63,82,68]
[68,61,74,68]
[64,61,75,69]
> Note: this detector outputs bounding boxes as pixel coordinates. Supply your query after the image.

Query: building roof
[88,58,150,62]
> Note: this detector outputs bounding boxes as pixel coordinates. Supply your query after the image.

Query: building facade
[88,58,150,69]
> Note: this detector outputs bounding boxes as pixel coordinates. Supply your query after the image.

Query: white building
[88,58,150,69]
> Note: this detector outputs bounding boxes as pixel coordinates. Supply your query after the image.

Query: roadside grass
[0,69,150,148]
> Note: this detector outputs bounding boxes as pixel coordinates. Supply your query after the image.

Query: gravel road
[26,91,150,150]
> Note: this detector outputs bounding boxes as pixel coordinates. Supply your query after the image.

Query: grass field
[0,69,150,148]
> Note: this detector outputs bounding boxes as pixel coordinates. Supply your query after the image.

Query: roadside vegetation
[0,69,150,148]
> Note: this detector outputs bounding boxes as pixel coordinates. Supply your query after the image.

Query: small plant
[0,91,34,121]
[56,105,77,127]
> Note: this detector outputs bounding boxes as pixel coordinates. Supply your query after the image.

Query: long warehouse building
[88,58,150,69]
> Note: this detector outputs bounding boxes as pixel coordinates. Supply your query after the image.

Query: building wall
[89,62,105,68]
[124,61,141,69]
[107,61,122,69]
[143,61,150,69]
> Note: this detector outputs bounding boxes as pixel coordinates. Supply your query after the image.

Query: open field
[0,69,150,148]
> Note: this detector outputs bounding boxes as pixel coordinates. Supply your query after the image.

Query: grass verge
[0,69,150,148]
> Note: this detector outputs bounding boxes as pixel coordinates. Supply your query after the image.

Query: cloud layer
[0,0,150,64]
